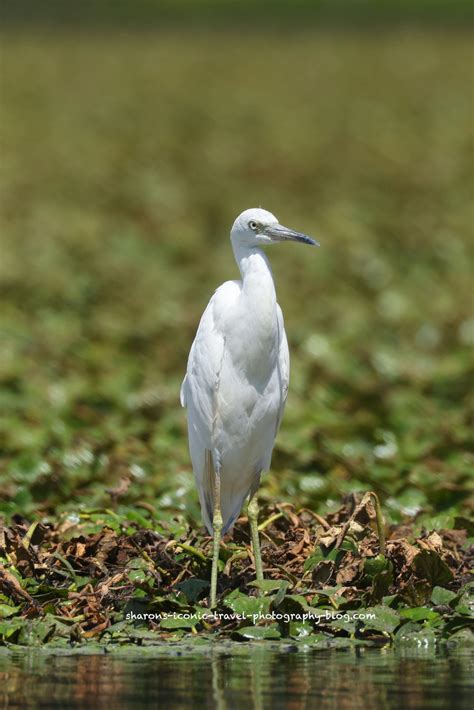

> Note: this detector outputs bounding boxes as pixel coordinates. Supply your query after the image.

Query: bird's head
[230,208,318,249]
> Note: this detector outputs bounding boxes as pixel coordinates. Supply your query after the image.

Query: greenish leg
[247,495,264,593]
[210,472,222,609]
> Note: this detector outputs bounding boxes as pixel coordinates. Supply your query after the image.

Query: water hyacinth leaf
[127,568,149,585]
[223,590,272,618]
[310,586,343,605]
[382,595,399,608]
[360,606,401,634]
[325,614,357,634]
[17,618,62,646]
[160,615,199,630]
[453,587,474,617]
[0,618,25,641]
[289,621,314,638]
[339,538,359,554]
[430,586,458,606]
[272,595,316,627]
[102,621,132,636]
[133,589,147,599]
[232,625,281,640]
[272,581,290,607]
[298,635,359,649]
[364,554,390,578]
[400,607,442,624]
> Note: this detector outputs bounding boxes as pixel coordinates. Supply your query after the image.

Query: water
[1,645,472,709]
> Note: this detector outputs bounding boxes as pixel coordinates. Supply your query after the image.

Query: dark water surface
[1,644,472,709]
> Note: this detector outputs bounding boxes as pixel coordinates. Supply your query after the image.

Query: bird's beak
[264,223,319,247]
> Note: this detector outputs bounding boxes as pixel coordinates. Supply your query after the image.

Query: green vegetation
[0,28,472,648]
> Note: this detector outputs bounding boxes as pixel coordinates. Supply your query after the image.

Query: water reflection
[0,646,472,709]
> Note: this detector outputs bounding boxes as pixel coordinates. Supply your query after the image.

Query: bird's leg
[247,495,264,593]
[210,469,223,609]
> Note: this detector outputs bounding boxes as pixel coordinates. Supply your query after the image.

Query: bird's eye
[249,221,258,231]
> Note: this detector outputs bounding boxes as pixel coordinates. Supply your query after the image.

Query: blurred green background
[0,2,472,530]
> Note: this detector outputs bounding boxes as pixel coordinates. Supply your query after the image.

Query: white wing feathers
[276,304,290,433]
[180,282,289,535]
[180,280,240,533]
[180,280,240,425]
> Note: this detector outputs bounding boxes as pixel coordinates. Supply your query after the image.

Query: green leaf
[364,554,389,578]
[430,586,457,606]
[223,589,272,618]
[400,607,441,623]
[453,586,474,617]
[233,625,281,640]
[362,606,401,634]
[289,621,314,638]
[273,594,315,621]
[303,549,323,573]
[160,615,198,630]
[17,618,64,646]
[0,618,24,640]
[128,569,149,584]
[273,581,290,607]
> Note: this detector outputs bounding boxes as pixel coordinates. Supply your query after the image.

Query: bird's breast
[224,294,279,384]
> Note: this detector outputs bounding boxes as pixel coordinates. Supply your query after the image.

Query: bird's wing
[276,303,290,432]
[180,280,241,441]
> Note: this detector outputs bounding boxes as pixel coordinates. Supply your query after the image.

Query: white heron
[180,208,318,607]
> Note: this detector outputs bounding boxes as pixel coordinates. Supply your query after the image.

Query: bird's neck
[228,244,279,376]
[233,245,278,352]
[233,244,276,301]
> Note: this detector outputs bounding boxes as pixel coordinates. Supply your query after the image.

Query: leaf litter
[0,493,472,648]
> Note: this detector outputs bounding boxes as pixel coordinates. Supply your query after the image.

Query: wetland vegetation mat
[0,497,473,646]
[0,26,473,650]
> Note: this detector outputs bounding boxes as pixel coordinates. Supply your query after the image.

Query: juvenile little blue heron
[180,208,318,607]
